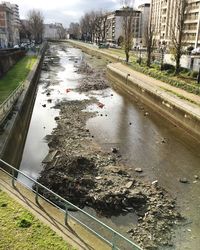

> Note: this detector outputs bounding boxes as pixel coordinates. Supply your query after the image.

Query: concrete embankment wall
[107,65,200,140]
[0,49,26,78]
[0,44,47,167]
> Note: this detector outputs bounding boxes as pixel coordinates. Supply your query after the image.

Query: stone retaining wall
[0,50,26,78]
[0,43,47,166]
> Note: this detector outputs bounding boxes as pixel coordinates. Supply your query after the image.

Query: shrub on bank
[129,61,200,96]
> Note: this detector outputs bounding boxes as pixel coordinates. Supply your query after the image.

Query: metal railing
[0,82,25,125]
[0,159,142,250]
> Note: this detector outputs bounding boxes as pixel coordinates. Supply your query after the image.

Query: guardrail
[0,159,142,250]
[0,82,25,125]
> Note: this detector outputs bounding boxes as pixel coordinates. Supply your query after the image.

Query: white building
[105,4,150,48]
[150,0,200,48]
[138,3,150,46]
[44,23,65,40]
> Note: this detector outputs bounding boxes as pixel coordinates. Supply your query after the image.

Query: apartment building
[105,4,150,48]
[0,1,20,47]
[150,0,200,48]
[137,3,150,46]
[3,2,20,45]
[0,3,12,47]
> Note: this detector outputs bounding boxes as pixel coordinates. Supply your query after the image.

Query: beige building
[150,0,200,48]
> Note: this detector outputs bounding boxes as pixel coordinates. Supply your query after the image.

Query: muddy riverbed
[17,42,200,250]
[32,44,184,250]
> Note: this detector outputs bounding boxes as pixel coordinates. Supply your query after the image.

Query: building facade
[105,5,150,48]
[0,1,20,48]
[0,3,13,47]
[150,0,200,48]
[43,23,66,40]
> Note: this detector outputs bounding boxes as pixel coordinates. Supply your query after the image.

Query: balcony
[183,29,197,33]
[184,19,198,24]
[162,4,167,9]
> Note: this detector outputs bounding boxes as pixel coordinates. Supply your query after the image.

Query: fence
[0,158,142,250]
[0,82,25,126]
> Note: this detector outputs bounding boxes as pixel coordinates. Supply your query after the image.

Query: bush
[17,218,32,228]
[166,69,174,75]
[191,71,198,78]
[162,63,175,71]
[180,67,190,74]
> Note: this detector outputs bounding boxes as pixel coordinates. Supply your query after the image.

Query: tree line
[69,0,190,75]
[19,10,66,44]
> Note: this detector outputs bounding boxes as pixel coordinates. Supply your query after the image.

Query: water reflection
[86,88,200,250]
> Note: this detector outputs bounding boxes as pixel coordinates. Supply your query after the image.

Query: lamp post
[138,40,143,65]
[197,64,200,84]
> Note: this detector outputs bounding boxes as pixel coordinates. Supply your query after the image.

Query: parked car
[109,43,118,48]
[98,43,109,49]
[13,44,20,48]
[191,47,200,55]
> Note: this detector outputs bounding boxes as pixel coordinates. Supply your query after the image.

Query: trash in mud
[66,88,71,93]
[97,102,105,108]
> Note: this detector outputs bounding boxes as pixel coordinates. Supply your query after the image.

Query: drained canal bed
[16,43,200,250]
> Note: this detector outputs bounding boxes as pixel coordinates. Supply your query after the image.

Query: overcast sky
[6,0,150,27]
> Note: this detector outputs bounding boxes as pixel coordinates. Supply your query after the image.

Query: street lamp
[138,40,143,65]
[197,63,200,84]
[159,41,166,70]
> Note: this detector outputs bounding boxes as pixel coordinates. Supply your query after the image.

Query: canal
[17,43,200,249]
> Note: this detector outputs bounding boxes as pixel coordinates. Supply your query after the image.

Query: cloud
[5,0,150,27]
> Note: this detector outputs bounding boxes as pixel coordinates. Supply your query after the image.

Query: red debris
[97,102,105,109]
[66,88,71,93]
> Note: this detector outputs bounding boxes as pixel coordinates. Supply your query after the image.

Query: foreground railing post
[64,204,68,225]
[11,168,15,187]
[35,184,39,204]
[112,232,116,250]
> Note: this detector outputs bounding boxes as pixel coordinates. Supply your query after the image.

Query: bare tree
[170,0,187,75]
[145,19,154,67]
[93,11,111,44]
[57,24,66,39]
[121,0,135,63]
[80,13,92,41]
[80,11,96,42]
[27,10,44,44]
[68,22,81,40]
[19,20,32,42]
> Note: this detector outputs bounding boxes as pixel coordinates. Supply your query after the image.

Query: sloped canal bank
[17,43,200,250]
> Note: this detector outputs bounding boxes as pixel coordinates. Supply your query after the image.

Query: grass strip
[0,56,37,104]
[0,189,75,250]
[160,87,200,107]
